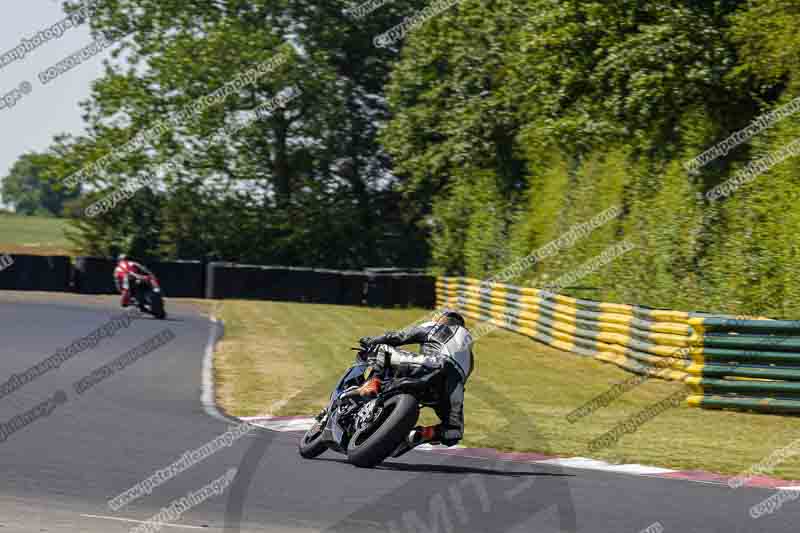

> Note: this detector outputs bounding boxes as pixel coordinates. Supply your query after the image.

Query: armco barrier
[206,263,272,299]
[206,264,429,308]
[0,255,430,308]
[0,255,70,292]
[148,260,204,298]
[74,256,117,294]
[412,275,436,308]
[437,276,800,415]
[308,269,343,304]
[339,271,367,306]
[366,273,393,307]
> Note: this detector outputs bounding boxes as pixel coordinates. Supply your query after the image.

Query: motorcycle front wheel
[298,417,328,459]
[347,393,419,468]
[146,290,167,320]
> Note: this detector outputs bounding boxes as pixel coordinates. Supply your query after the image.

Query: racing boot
[409,425,440,446]
[392,425,441,458]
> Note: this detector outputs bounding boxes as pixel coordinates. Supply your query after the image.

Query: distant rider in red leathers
[113,254,155,308]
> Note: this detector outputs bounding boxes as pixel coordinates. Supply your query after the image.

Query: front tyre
[147,290,167,320]
[298,419,328,459]
[347,394,419,468]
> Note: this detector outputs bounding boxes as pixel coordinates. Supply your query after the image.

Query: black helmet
[437,308,465,327]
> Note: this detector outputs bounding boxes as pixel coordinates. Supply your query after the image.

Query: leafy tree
[2,151,79,216]
[56,0,430,266]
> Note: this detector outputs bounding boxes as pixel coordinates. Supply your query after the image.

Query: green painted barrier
[699,395,800,414]
[700,317,800,334]
[698,378,800,396]
[701,347,800,365]
[702,334,800,352]
[700,363,800,381]
[439,276,800,416]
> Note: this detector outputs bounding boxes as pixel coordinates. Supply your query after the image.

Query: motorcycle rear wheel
[347,394,419,468]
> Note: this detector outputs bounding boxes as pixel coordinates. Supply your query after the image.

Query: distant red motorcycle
[129,272,167,320]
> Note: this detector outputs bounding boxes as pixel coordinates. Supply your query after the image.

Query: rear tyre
[298,419,328,459]
[347,394,419,468]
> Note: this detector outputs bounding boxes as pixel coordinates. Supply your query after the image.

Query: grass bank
[0,213,72,255]
[213,300,800,480]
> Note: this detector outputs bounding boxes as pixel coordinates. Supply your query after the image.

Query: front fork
[310,406,328,433]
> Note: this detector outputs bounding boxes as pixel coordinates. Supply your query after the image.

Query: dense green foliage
[382,0,800,318]
[20,0,800,315]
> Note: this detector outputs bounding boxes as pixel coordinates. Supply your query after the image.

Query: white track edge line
[80,514,206,529]
[201,312,228,423]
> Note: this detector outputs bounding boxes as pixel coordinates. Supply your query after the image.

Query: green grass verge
[0,213,73,255]
[214,300,800,480]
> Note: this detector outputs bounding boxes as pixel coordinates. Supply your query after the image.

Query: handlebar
[352,344,379,364]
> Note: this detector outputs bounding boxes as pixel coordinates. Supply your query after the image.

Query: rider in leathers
[358,309,474,448]
[113,254,155,308]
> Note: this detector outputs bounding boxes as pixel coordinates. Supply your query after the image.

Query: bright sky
[0,0,111,200]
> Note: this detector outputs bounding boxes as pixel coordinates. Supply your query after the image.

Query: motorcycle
[129,272,167,320]
[298,344,444,468]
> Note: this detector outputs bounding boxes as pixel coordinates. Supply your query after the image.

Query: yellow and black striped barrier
[437,277,800,414]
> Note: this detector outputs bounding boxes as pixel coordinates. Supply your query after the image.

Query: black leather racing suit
[365,321,474,444]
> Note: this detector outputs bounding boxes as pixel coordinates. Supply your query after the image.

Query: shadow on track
[137,316,184,323]
[310,456,574,478]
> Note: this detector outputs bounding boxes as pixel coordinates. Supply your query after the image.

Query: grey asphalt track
[0,293,798,533]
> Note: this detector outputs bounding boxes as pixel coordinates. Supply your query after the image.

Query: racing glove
[359,336,376,348]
